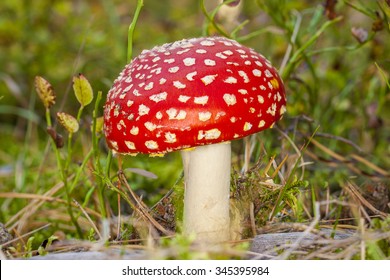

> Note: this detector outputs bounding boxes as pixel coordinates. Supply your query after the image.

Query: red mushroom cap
[104,36,286,155]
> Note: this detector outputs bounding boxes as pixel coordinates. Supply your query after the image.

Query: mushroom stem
[181,142,231,243]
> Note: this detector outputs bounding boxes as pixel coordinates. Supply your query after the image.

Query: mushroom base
[181,142,231,243]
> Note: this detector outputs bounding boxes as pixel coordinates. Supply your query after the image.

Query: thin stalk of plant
[69,148,94,194]
[306,31,375,57]
[200,0,231,37]
[342,0,377,19]
[282,16,343,80]
[230,19,249,39]
[91,91,108,219]
[269,126,319,220]
[127,0,144,63]
[50,127,84,238]
[55,111,84,238]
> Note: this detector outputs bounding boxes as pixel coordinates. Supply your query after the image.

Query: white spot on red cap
[124,84,133,92]
[265,69,273,78]
[173,81,186,89]
[243,122,252,131]
[258,95,264,104]
[198,112,212,121]
[113,105,120,117]
[223,50,233,55]
[144,82,154,91]
[238,89,248,95]
[166,108,187,120]
[204,59,216,66]
[116,120,124,131]
[198,128,221,140]
[164,58,175,64]
[138,104,150,116]
[276,92,282,102]
[238,70,249,83]
[280,105,287,115]
[145,122,157,131]
[196,49,207,54]
[200,40,215,46]
[194,96,209,105]
[179,42,193,49]
[178,95,191,103]
[130,126,139,135]
[223,93,237,106]
[226,62,239,66]
[201,74,218,85]
[183,57,196,66]
[145,140,158,150]
[258,120,265,128]
[215,112,226,120]
[110,140,119,150]
[164,132,177,143]
[215,52,227,59]
[125,141,136,150]
[177,48,191,55]
[151,67,162,74]
[159,78,166,85]
[255,61,263,67]
[266,103,277,116]
[169,66,180,73]
[149,92,168,103]
[186,71,197,81]
[224,76,238,84]
[221,40,233,46]
[252,69,262,77]
[126,100,134,107]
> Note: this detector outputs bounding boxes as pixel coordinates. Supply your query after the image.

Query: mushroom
[104,36,286,243]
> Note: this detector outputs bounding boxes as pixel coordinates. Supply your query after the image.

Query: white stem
[181,142,231,243]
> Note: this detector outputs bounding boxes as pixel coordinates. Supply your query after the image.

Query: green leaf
[73,74,93,107]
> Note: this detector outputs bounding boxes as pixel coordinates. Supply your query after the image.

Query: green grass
[0,0,389,259]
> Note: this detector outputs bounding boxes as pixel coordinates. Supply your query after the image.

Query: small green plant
[34,74,103,239]
[37,235,58,256]
[23,236,35,258]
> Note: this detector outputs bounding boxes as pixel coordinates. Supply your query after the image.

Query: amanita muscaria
[104,36,286,243]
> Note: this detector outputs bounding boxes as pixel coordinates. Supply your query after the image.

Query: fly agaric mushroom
[104,36,286,243]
